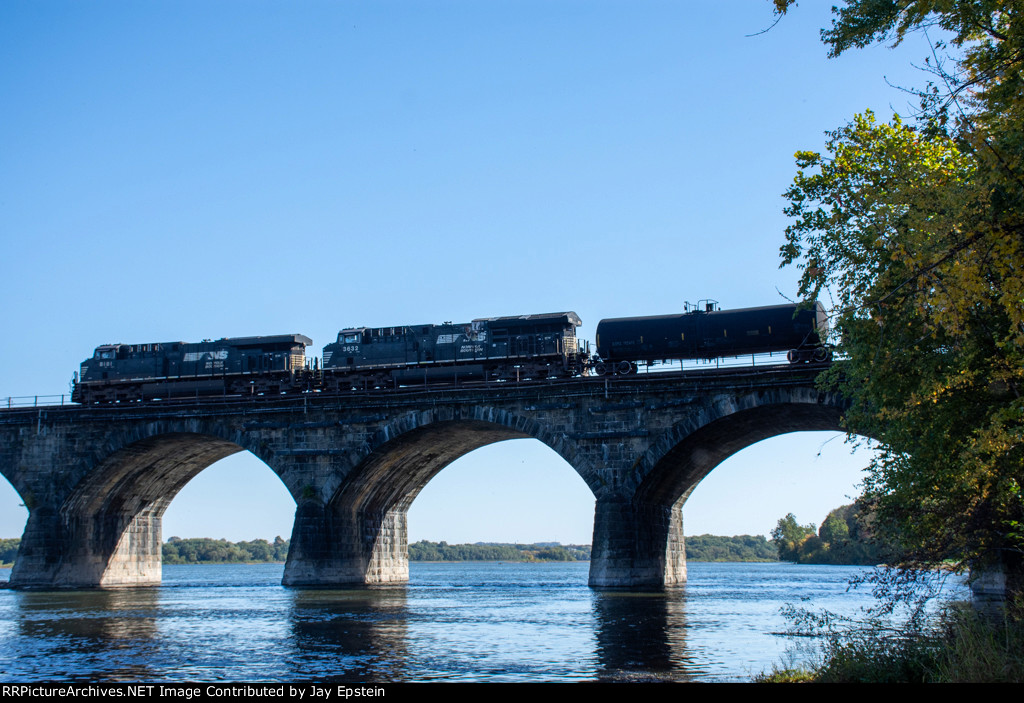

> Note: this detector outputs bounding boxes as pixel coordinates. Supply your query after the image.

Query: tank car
[72,334,313,403]
[321,311,586,388]
[592,302,828,374]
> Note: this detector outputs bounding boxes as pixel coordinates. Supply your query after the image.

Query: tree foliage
[775,1,1024,592]
[406,540,590,562]
[772,513,818,561]
[772,505,888,565]
[162,536,290,564]
[0,538,19,566]
[684,534,778,562]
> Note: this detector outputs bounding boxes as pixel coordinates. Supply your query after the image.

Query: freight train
[70,303,828,403]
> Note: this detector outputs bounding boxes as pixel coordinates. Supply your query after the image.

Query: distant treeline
[162,536,290,564]
[0,536,782,567]
[0,538,18,566]
[684,534,777,562]
[1,525,884,568]
[0,523,880,568]
[408,541,590,562]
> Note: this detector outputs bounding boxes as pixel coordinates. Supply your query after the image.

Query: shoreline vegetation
[756,601,1024,683]
[0,534,782,567]
[0,506,872,567]
[0,502,866,568]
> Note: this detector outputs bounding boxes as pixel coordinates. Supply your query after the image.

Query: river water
[0,561,968,683]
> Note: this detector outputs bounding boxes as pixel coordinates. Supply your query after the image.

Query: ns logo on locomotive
[71,302,829,404]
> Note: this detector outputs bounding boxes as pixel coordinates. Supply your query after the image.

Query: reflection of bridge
[0,365,843,589]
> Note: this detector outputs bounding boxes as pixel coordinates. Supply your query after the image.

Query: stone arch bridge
[0,365,844,589]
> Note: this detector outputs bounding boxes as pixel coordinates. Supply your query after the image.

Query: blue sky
[1,2,931,543]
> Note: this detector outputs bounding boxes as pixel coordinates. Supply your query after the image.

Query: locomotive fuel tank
[594,302,827,365]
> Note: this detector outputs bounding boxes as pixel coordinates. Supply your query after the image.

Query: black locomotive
[320,312,587,389]
[71,334,312,403]
[593,301,828,375]
[70,312,587,402]
[69,302,829,403]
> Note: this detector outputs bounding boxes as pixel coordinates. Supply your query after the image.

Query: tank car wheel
[593,363,607,377]
[787,349,800,363]
[812,346,830,363]
[617,360,633,375]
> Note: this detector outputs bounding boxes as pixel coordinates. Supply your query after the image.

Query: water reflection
[286,587,411,681]
[9,588,163,681]
[592,590,695,681]
[0,562,971,682]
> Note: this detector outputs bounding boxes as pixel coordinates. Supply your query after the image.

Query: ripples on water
[0,562,967,682]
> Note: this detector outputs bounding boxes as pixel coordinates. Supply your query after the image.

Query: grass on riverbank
[757,602,1024,683]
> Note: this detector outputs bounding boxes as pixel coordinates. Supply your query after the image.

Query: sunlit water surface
[0,562,968,682]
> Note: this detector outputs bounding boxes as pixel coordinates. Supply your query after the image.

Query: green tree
[820,512,851,545]
[0,538,20,566]
[684,534,778,562]
[772,513,818,561]
[775,1,1024,594]
[772,505,887,565]
[272,536,289,561]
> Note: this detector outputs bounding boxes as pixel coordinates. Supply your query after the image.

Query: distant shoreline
[0,534,782,566]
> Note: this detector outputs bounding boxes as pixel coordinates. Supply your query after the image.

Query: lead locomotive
[72,334,312,403]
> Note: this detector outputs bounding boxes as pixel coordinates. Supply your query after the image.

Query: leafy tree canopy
[772,513,818,562]
[684,534,778,562]
[773,1,1024,593]
[772,505,888,565]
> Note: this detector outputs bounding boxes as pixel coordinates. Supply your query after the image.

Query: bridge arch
[11,423,293,588]
[346,405,586,492]
[589,388,848,589]
[0,473,28,559]
[684,430,874,542]
[285,406,593,586]
[636,388,847,508]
